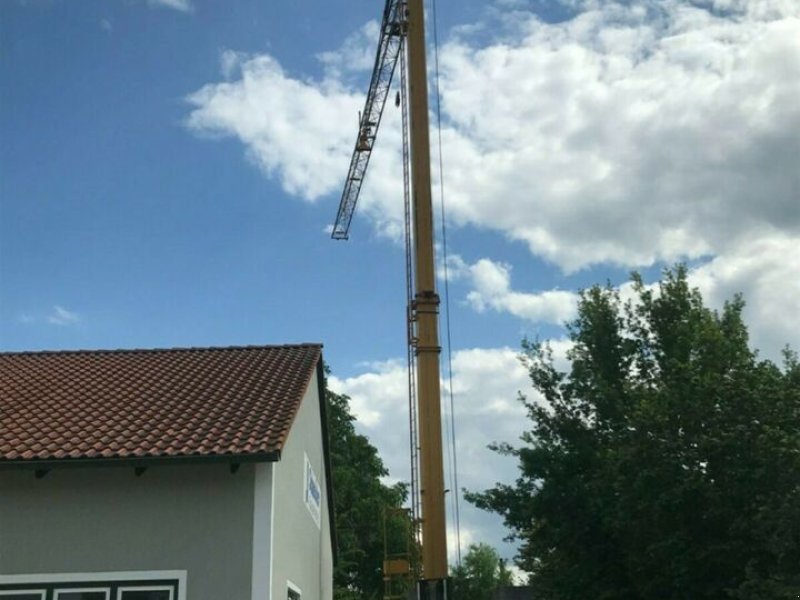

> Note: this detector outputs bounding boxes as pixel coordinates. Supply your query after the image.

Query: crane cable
[429,0,462,568]
[399,33,422,547]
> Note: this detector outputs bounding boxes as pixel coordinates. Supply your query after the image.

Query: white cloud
[148,0,193,12]
[329,358,408,428]
[186,2,800,271]
[687,232,800,361]
[435,2,800,271]
[185,47,408,239]
[448,238,800,364]
[185,55,361,200]
[46,305,80,326]
[100,18,113,33]
[450,255,579,324]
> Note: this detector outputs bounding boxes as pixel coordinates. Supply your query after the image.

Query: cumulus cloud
[328,358,408,428]
[450,255,579,323]
[687,233,800,361]
[148,0,193,12]
[436,1,800,270]
[449,242,800,362]
[186,40,408,238]
[186,54,360,200]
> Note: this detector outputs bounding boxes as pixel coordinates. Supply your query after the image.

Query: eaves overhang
[0,449,281,472]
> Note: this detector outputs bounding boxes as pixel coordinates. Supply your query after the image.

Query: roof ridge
[0,343,324,357]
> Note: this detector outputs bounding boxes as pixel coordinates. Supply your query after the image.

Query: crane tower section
[331,0,450,595]
[331,0,406,240]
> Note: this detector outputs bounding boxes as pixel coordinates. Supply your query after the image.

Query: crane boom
[331,0,405,240]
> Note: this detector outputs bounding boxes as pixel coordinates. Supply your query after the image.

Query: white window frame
[286,580,302,600]
[55,589,111,600]
[0,572,185,600]
[117,585,174,600]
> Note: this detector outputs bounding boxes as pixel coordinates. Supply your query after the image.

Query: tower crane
[331,0,449,598]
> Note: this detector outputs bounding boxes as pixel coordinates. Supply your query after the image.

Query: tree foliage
[467,266,800,599]
[326,382,410,600]
[450,543,514,600]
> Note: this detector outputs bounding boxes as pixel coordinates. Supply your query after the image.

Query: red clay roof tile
[0,344,322,464]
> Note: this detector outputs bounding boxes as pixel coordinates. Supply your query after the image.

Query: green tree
[467,266,800,599]
[450,543,513,600]
[326,382,411,600]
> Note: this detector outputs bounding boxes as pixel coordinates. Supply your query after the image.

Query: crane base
[417,578,450,600]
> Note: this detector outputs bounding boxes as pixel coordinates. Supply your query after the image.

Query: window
[117,587,173,600]
[0,592,45,600]
[56,590,110,600]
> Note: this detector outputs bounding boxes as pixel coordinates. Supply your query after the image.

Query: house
[0,344,335,600]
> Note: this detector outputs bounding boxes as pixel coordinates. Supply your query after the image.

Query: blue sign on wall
[304,454,321,528]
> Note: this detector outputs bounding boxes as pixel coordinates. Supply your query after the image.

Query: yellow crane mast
[331,0,450,597]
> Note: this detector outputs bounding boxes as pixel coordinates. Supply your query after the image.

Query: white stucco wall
[0,463,256,600]
[271,371,334,600]
[251,462,274,600]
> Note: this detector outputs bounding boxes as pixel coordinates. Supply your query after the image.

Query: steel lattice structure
[331,0,406,240]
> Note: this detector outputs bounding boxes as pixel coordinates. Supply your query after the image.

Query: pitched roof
[0,344,322,465]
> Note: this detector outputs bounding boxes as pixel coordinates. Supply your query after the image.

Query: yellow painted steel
[383,508,416,599]
[384,558,412,576]
[406,0,449,582]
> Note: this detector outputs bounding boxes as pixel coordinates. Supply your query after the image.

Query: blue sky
[2,0,799,570]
